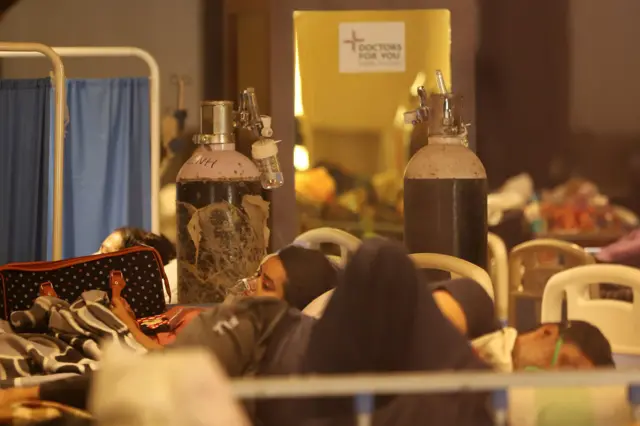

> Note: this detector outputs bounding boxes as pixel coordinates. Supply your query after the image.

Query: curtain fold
[62,78,151,258]
[0,79,51,264]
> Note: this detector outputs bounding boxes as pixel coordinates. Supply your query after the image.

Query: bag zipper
[1,246,151,271]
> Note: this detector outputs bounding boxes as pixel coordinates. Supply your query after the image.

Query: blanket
[0,290,146,388]
[0,401,92,426]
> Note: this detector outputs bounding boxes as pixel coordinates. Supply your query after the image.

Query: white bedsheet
[164,259,178,304]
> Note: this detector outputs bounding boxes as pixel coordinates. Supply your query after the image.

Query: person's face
[100,231,124,254]
[234,255,288,300]
[255,255,288,299]
[512,324,594,370]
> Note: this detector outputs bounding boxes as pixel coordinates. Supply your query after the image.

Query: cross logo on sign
[343,30,364,52]
[212,315,240,335]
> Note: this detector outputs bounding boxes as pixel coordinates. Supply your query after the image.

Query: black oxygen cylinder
[403,87,488,279]
[175,100,268,304]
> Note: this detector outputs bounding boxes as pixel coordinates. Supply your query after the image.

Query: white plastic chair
[409,253,494,301]
[508,238,594,326]
[303,252,494,319]
[488,232,509,324]
[541,264,640,356]
[293,227,362,267]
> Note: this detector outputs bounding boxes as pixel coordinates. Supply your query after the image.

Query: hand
[111,298,138,328]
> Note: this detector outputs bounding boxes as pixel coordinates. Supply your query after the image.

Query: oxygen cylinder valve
[404,86,429,125]
[403,71,488,276]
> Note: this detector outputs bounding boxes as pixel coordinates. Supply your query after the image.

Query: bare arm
[433,290,468,335]
[110,298,163,351]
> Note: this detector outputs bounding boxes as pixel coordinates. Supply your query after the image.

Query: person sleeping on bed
[236,241,613,373]
[115,244,339,349]
[99,227,180,303]
[99,227,176,265]
[98,227,336,309]
[0,239,614,426]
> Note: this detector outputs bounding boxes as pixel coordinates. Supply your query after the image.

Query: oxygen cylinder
[403,82,488,275]
[176,99,269,304]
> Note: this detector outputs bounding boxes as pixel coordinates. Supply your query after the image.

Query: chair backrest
[508,238,594,325]
[540,264,640,355]
[303,252,494,318]
[487,232,509,324]
[293,227,362,267]
[409,253,494,300]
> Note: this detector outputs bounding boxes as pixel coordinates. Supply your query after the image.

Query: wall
[0,0,202,128]
[475,0,570,189]
[295,10,451,133]
[569,0,640,134]
[294,9,451,174]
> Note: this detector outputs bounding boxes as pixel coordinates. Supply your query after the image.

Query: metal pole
[0,43,66,260]
[1,46,162,236]
[230,369,640,399]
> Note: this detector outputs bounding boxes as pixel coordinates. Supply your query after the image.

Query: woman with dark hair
[235,245,339,311]
[99,227,176,266]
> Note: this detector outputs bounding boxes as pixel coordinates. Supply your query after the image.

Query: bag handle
[109,270,138,322]
[39,281,58,298]
[110,270,126,300]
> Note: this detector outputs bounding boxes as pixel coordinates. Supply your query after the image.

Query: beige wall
[0,0,202,128]
[570,0,640,134]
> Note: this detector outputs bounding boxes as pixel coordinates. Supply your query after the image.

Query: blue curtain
[0,79,51,264]
[61,78,151,258]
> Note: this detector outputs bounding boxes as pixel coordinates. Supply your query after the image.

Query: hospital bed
[7,229,638,425]
[497,262,640,426]
[296,227,502,320]
[542,263,640,367]
[296,229,635,425]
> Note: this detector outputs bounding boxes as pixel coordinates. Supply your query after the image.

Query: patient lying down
[0,239,614,426]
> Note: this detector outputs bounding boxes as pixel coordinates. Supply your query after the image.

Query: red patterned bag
[0,246,170,320]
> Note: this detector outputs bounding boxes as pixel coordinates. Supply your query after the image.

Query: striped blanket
[0,290,146,388]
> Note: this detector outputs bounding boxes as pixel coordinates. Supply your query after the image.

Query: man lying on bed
[0,239,614,426]
[240,241,613,373]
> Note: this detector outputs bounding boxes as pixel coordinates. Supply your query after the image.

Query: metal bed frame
[230,369,640,425]
[0,43,161,261]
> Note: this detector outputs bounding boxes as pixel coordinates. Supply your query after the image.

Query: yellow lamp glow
[294,145,310,171]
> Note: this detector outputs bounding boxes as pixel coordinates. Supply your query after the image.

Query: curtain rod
[0,46,162,239]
